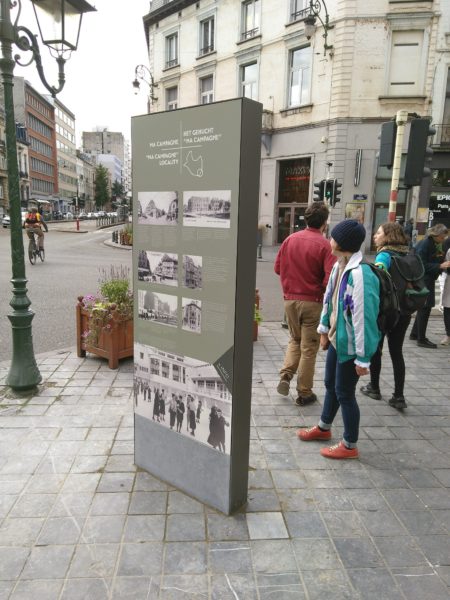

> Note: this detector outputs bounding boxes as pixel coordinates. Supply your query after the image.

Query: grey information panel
[132,98,262,514]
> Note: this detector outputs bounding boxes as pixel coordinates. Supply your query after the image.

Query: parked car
[97,210,107,217]
[78,212,88,219]
[2,215,10,228]
[65,212,73,220]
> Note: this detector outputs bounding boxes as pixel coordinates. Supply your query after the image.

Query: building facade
[76,151,96,212]
[144,0,448,247]
[13,78,58,209]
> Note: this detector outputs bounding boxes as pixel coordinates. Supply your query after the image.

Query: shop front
[276,157,311,244]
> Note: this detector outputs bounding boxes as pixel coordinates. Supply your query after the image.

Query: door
[276,205,307,243]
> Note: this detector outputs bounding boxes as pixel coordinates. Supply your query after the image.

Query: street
[0,223,132,362]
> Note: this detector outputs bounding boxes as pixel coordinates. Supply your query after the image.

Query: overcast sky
[16,0,151,146]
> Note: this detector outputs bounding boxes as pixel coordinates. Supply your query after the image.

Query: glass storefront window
[432,169,450,188]
[278,157,311,204]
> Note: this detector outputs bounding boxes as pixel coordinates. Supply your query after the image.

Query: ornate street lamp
[0,0,95,391]
[132,64,158,111]
[304,0,333,57]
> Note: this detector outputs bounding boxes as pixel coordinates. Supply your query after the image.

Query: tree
[94,165,110,208]
[111,179,125,208]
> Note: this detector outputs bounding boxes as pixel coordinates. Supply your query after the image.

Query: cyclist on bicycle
[24,207,48,249]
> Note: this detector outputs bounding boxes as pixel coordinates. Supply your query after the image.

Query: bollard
[76,218,79,231]
[257,244,262,259]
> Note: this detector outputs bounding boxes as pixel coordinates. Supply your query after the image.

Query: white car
[2,215,10,228]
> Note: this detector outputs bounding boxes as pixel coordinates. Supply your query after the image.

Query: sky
[16,0,152,146]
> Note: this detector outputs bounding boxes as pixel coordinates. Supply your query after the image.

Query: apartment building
[77,151,96,212]
[46,96,77,214]
[13,78,58,210]
[143,0,448,246]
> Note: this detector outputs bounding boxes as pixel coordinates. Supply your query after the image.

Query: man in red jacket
[275,202,335,405]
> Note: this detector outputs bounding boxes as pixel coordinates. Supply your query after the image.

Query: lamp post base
[6,306,42,391]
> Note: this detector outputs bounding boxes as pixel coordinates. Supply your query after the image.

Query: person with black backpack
[361,222,424,409]
[409,224,450,348]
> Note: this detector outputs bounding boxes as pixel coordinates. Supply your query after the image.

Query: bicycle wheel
[39,248,45,262]
[28,243,36,265]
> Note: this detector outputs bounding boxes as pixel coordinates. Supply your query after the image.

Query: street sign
[353,194,368,201]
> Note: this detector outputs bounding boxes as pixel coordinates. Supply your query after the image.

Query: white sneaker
[440,336,450,346]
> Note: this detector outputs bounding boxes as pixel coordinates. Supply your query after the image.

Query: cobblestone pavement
[0,320,449,600]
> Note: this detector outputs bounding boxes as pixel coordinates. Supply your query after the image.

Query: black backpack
[362,262,400,334]
[388,254,429,315]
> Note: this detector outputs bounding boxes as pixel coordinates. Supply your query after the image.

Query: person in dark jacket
[361,222,411,409]
[176,396,185,432]
[274,202,336,406]
[410,224,450,348]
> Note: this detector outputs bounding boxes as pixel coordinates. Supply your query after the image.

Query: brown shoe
[295,393,317,406]
[297,425,332,441]
[277,376,290,396]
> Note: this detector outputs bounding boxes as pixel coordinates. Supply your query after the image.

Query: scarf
[377,244,409,255]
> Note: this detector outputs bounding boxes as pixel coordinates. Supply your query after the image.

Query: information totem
[132,98,262,514]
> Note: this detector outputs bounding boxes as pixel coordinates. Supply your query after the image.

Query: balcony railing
[165,58,179,69]
[240,27,259,41]
[290,7,310,22]
[431,124,450,147]
[199,44,214,56]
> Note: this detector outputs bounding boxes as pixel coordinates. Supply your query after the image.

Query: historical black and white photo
[138,250,178,286]
[182,255,202,290]
[138,191,178,225]
[182,298,202,334]
[183,190,231,228]
[138,290,178,327]
[134,343,232,453]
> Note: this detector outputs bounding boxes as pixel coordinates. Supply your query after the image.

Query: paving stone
[60,578,112,599]
[210,573,257,600]
[359,509,407,536]
[167,491,203,514]
[246,489,280,512]
[292,538,340,570]
[373,536,427,567]
[36,516,84,545]
[393,568,450,600]
[250,540,297,573]
[68,543,119,578]
[256,572,305,600]
[334,538,383,568]
[321,510,366,538]
[70,455,108,474]
[284,511,327,538]
[0,547,29,580]
[9,494,56,519]
[163,542,207,574]
[165,513,206,541]
[208,542,252,573]
[207,513,249,541]
[117,543,163,576]
[90,492,130,515]
[129,491,167,515]
[160,574,207,599]
[247,512,288,539]
[302,569,358,600]
[111,576,160,600]
[50,493,94,517]
[346,567,404,600]
[81,515,126,543]
[123,515,166,542]
[9,579,63,599]
[20,545,74,579]
[414,534,450,566]
[396,510,444,536]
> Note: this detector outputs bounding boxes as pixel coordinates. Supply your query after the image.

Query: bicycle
[27,230,45,264]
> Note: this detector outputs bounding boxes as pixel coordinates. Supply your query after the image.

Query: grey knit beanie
[331,219,366,252]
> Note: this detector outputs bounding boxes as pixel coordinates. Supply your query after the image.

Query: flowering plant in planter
[77,266,133,368]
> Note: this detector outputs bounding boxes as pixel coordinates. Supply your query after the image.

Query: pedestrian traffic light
[404,118,436,187]
[313,179,326,202]
[379,121,397,169]
[324,179,334,204]
[331,179,342,207]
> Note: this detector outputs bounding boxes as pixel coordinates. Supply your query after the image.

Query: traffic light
[379,121,397,169]
[331,179,342,207]
[313,179,325,201]
[324,179,334,204]
[404,118,436,187]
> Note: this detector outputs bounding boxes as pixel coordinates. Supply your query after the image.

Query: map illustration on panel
[138,250,178,286]
[183,190,231,228]
[134,343,232,453]
[138,191,178,226]
[138,290,178,327]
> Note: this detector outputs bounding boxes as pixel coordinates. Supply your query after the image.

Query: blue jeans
[319,345,360,447]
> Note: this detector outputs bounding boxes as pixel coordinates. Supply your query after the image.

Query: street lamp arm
[307,0,333,56]
[14,25,66,96]
[133,63,158,106]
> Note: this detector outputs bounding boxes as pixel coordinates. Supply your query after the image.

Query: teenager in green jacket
[297,219,381,459]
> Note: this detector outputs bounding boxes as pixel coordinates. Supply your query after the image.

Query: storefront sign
[345,202,365,224]
[131,99,262,514]
[429,194,450,228]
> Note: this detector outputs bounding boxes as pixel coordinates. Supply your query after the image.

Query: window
[388,30,423,95]
[200,76,214,104]
[199,17,214,55]
[290,0,307,22]
[288,46,311,107]
[165,33,178,68]
[166,87,178,111]
[241,62,258,100]
[241,0,260,41]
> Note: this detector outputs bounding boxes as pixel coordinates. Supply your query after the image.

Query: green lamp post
[0,0,95,391]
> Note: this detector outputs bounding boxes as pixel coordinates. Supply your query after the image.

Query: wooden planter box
[76,298,133,369]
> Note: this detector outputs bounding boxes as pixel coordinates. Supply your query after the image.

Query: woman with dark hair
[409,223,450,348]
[361,222,411,409]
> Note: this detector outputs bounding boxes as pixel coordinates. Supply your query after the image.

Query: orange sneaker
[297,425,332,441]
[320,441,359,459]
